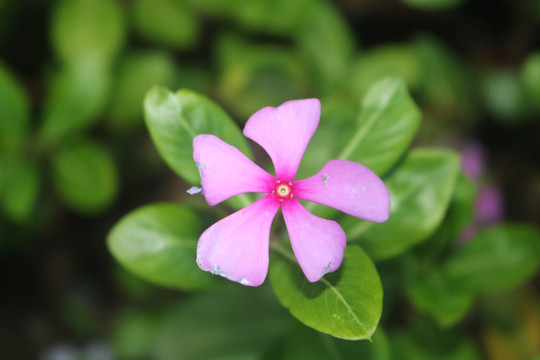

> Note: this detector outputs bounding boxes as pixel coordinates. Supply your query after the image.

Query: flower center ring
[273,181,293,201]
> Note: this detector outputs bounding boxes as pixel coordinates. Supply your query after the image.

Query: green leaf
[144,86,252,185]
[40,59,112,143]
[415,173,476,261]
[339,78,422,177]
[52,139,118,214]
[270,244,383,340]
[215,34,309,119]
[349,45,421,97]
[0,156,40,223]
[481,68,530,123]
[108,203,217,290]
[521,52,540,110]
[51,0,125,64]
[400,0,465,10]
[408,267,473,328]
[132,0,199,50]
[294,0,355,94]
[354,149,461,260]
[154,285,290,360]
[442,224,540,293]
[0,62,29,153]
[108,51,179,129]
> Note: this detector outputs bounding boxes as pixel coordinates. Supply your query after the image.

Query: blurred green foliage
[1,0,540,359]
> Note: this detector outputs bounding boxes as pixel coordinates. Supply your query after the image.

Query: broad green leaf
[108,51,178,129]
[267,324,390,360]
[400,0,465,10]
[52,140,118,214]
[132,0,199,49]
[108,203,216,290]
[270,244,383,340]
[408,268,473,328]
[294,0,355,94]
[521,52,540,109]
[442,225,540,293]
[154,285,290,360]
[0,62,29,153]
[355,149,460,260]
[298,98,358,180]
[350,45,421,97]
[51,0,125,64]
[215,35,309,119]
[415,173,476,261]
[0,156,40,223]
[144,86,252,185]
[339,78,421,176]
[40,59,112,143]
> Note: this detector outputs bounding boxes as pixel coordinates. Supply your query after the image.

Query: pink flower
[193,99,390,286]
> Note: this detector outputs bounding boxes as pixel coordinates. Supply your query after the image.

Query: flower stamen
[273,181,293,201]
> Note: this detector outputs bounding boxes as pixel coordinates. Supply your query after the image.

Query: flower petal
[243,99,320,182]
[282,199,346,282]
[294,159,390,222]
[196,195,280,286]
[193,134,274,206]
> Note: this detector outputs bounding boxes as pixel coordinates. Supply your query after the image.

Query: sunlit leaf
[294,0,354,94]
[339,78,421,177]
[132,0,199,49]
[215,35,309,119]
[40,59,111,143]
[108,203,217,290]
[350,45,421,97]
[354,149,460,260]
[144,86,252,185]
[51,0,125,64]
[415,173,476,261]
[442,225,540,293]
[52,139,118,214]
[108,51,178,129]
[270,244,382,340]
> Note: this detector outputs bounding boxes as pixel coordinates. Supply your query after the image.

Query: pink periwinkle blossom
[192,99,390,286]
